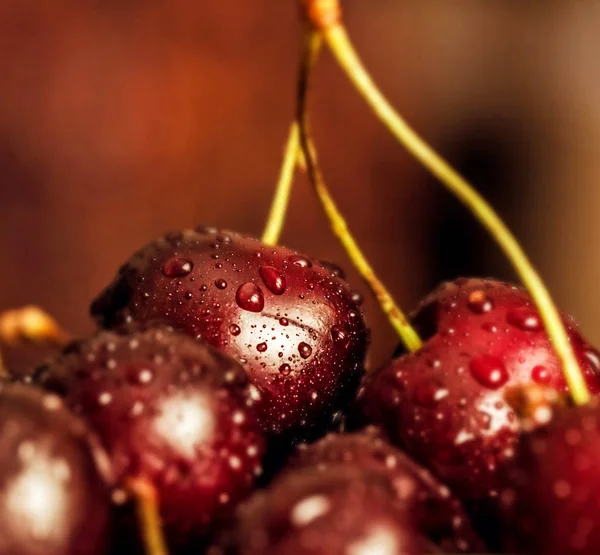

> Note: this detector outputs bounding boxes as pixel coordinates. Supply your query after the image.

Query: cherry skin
[500,400,600,555]
[287,427,484,553]
[210,466,438,555]
[34,326,265,551]
[90,226,368,440]
[357,277,600,544]
[0,383,112,555]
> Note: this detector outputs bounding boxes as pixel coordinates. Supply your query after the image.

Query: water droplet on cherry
[162,257,193,278]
[289,255,312,268]
[279,364,292,376]
[531,365,551,384]
[469,355,509,389]
[257,342,268,353]
[259,266,286,295]
[215,279,228,290]
[331,325,350,349]
[235,283,265,313]
[229,324,241,336]
[298,342,313,359]
[467,290,494,314]
[507,307,542,332]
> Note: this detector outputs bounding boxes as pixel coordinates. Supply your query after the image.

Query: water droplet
[279,317,289,326]
[298,342,313,359]
[259,266,286,295]
[467,290,494,314]
[279,363,292,376]
[256,342,268,353]
[482,322,498,333]
[331,325,350,349]
[351,291,364,306]
[470,355,509,389]
[229,324,241,336]
[235,283,265,313]
[414,381,444,407]
[319,260,346,278]
[215,279,228,290]
[289,255,312,268]
[531,365,550,384]
[216,233,232,243]
[98,392,113,406]
[507,307,542,331]
[162,257,193,278]
[583,347,600,377]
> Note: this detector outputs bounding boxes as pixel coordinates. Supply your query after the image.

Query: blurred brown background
[1,1,599,373]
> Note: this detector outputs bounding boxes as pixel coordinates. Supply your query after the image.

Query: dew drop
[469,355,509,389]
[331,325,350,349]
[482,322,498,334]
[279,364,292,376]
[289,255,312,268]
[259,266,286,295]
[531,365,551,384]
[298,342,313,359]
[467,290,494,314]
[507,307,542,331]
[229,324,241,336]
[351,291,364,306]
[162,257,193,278]
[215,278,228,290]
[256,342,268,353]
[279,317,289,326]
[235,283,265,313]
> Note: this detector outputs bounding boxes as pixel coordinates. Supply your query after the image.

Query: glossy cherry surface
[287,427,484,553]
[501,400,600,555]
[35,326,265,550]
[0,383,112,555]
[90,227,368,439]
[211,466,437,555]
[358,278,600,542]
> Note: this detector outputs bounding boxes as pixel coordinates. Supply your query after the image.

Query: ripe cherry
[357,277,600,544]
[500,399,600,555]
[287,427,484,553]
[0,383,112,555]
[34,326,265,551]
[90,227,368,440]
[211,466,437,555]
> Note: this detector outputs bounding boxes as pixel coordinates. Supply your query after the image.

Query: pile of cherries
[3,225,600,555]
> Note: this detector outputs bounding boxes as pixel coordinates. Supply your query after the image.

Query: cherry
[0,383,112,555]
[500,400,600,555]
[210,465,438,555]
[34,325,265,551]
[90,227,368,440]
[357,277,600,544]
[286,427,484,553]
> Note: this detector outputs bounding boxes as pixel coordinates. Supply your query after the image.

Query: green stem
[321,21,589,405]
[296,28,422,353]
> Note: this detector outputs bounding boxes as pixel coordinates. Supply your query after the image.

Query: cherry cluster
[1,1,598,555]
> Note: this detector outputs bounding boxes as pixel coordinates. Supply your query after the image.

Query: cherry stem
[295,28,422,353]
[127,477,169,555]
[0,306,71,347]
[307,5,590,404]
[262,125,301,245]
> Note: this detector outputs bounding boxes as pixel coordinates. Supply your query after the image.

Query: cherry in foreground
[0,383,112,555]
[358,277,600,543]
[210,466,438,555]
[287,427,484,553]
[34,326,265,551]
[90,226,368,440]
[501,398,600,555]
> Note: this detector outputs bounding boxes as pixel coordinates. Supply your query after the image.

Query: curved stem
[262,124,301,246]
[321,22,589,405]
[127,478,169,555]
[296,28,422,353]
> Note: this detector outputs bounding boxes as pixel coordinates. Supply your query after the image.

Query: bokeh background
[1,1,599,373]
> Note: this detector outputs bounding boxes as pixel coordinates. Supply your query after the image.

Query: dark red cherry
[287,427,484,553]
[211,466,437,555]
[500,400,600,555]
[0,383,112,555]
[358,278,600,545]
[34,326,265,550]
[90,227,368,439]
